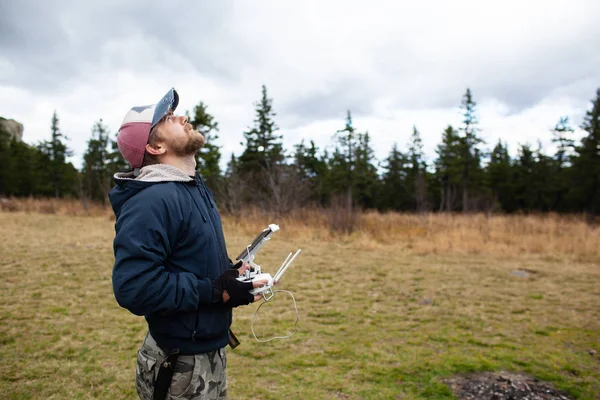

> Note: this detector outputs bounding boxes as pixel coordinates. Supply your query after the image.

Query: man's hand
[237,262,252,276]
[213,264,269,307]
[230,261,269,301]
[222,278,268,303]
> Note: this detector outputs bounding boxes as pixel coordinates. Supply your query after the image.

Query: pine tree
[457,88,484,212]
[380,143,410,211]
[8,138,35,197]
[187,102,222,188]
[408,126,425,169]
[326,113,379,209]
[552,116,575,168]
[34,141,54,196]
[513,144,537,211]
[570,89,600,222]
[0,121,13,196]
[435,125,461,211]
[82,119,111,204]
[353,131,379,209]
[42,111,73,198]
[329,110,359,208]
[61,162,80,198]
[551,116,575,211]
[293,139,329,205]
[106,132,129,178]
[505,141,555,212]
[532,142,555,211]
[486,139,514,211]
[238,85,284,175]
[407,125,429,211]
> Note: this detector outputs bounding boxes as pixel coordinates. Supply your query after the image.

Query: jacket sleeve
[112,190,214,316]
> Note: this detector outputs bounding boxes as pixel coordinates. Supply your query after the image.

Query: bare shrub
[327,193,358,235]
[262,165,312,216]
[0,198,19,212]
[39,202,57,214]
[215,172,247,218]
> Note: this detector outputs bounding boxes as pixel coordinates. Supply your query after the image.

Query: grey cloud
[0,0,237,92]
[0,1,80,91]
[475,47,600,114]
[280,39,600,127]
[280,82,377,128]
[369,19,600,115]
[3,0,600,131]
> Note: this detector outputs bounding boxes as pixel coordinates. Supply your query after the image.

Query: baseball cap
[117,88,180,169]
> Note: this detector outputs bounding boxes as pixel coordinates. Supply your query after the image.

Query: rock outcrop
[0,117,24,142]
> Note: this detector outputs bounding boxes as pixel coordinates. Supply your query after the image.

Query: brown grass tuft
[223,208,600,262]
[2,197,599,261]
[0,197,112,217]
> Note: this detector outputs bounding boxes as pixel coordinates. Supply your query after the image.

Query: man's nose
[180,115,188,124]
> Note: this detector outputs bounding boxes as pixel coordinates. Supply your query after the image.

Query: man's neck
[160,156,196,176]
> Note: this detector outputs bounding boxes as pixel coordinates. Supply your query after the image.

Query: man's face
[156,112,205,157]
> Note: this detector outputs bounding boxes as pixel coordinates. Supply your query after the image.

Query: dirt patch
[444,372,572,400]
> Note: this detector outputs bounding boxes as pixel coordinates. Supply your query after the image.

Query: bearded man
[109,88,266,400]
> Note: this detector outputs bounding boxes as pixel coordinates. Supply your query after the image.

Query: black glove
[212,269,254,307]
[219,268,239,280]
[211,269,237,304]
[223,278,254,307]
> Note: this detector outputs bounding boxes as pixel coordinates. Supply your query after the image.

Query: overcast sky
[1,0,599,170]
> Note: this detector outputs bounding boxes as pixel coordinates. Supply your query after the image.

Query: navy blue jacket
[109,171,232,354]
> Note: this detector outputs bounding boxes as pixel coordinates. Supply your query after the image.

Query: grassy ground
[1,210,599,399]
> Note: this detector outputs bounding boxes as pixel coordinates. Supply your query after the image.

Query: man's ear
[145,142,166,156]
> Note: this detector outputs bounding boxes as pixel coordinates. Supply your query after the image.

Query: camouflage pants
[136,332,228,400]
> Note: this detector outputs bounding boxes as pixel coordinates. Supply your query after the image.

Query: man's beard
[172,124,206,156]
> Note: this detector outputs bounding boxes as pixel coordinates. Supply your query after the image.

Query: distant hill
[0,117,23,142]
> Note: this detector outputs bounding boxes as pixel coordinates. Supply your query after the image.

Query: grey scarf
[113,164,193,183]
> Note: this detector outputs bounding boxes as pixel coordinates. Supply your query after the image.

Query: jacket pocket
[193,306,231,340]
[148,312,196,340]
[136,349,158,400]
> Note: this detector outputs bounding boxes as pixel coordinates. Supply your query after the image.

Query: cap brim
[151,88,179,127]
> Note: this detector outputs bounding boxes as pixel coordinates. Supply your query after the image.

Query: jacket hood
[109,164,194,217]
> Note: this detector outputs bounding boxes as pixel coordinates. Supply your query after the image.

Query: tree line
[1,86,599,220]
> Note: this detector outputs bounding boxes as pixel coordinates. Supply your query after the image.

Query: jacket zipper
[183,185,207,223]
[195,177,229,265]
[186,177,229,341]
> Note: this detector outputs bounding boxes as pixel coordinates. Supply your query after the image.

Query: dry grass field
[1,199,599,399]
